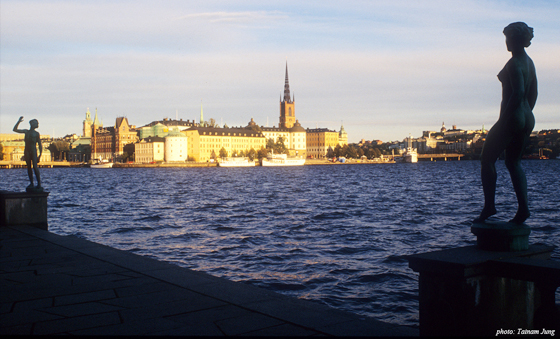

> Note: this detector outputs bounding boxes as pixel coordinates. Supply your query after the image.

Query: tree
[346,145,358,159]
[0,143,4,160]
[274,136,288,154]
[207,118,218,128]
[266,138,275,150]
[356,147,364,158]
[326,146,335,158]
[334,144,342,157]
[210,150,217,161]
[48,140,70,160]
[247,148,257,161]
[341,144,349,158]
[123,143,135,162]
[257,146,268,160]
[219,147,228,158]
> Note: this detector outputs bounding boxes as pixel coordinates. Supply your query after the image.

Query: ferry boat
[218,157,255,167]
[261,152,305,167]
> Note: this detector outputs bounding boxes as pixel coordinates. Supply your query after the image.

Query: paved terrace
[1,225,419,336]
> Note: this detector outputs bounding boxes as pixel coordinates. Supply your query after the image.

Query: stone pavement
[0,225,419,336]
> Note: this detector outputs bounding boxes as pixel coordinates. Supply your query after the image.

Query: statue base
[471,221,530,251]
[0,190,49,230]
[26,185,44,193]
[407,244,558,336]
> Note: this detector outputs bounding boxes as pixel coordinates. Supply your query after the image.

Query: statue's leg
[505,133,530,224]
[26,159,34,188]
[474,126,509,222]
[33,157,41,188]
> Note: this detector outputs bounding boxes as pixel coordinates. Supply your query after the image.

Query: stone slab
[1,225,419,336]
[407,244,553,278]
[471,221,531,251]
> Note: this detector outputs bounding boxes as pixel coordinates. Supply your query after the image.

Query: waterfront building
[306,124,348,158]
[259,121,307,157]
[138,118,195,139]
[184,126,266,162]
[91,115,138,161]
[1,140,52,162]
[135,136,164,163]
[164,131,188,162]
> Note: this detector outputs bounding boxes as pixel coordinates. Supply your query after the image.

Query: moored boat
[218,157,256,167]
[261,152,305,166]
[90,158,113,168]
[403,134,418,163]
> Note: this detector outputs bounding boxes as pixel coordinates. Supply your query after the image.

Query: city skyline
[1,1,559,143]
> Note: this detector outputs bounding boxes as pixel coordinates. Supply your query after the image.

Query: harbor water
[2,160,559,327]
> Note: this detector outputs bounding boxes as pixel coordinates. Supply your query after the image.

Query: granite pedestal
[0,191,49,230]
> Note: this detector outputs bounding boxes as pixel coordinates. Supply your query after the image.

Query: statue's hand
[18,116,24,122]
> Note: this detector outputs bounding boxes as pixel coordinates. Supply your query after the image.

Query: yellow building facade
[184,127,266,162]
[306,125,348,158]
[134,136,165,163]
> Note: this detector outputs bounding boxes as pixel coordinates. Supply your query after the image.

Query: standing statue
[13,116,43,192]
[474,22,537,224]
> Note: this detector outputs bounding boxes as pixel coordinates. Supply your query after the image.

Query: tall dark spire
[283,62,292,103]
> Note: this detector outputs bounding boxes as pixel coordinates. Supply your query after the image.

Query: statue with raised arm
[13,116,43,192]
[474,22,537,224]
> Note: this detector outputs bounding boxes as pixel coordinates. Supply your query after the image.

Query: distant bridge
[418,153,464,161]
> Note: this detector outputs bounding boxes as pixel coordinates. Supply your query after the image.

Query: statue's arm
[13,116,26,133]
[37,135,43,163]
[528,65,538,110]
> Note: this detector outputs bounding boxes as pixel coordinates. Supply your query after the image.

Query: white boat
[90,158,114,168]
[261,152,305,166]
[403,134,418,163]
[403,149,418,163]
[218,157,255,167]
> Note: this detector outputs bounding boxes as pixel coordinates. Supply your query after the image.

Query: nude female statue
[474,22,537,224]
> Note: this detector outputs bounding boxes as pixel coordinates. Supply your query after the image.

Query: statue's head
[29,119,39,129]
[503,22,533,49]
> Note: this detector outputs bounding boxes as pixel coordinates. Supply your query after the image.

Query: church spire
[283,61,292,103]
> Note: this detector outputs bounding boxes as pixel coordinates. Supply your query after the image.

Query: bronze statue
[13,116,43,192]
[475,22,537,224]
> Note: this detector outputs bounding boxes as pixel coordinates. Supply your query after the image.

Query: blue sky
[1,0,559,142]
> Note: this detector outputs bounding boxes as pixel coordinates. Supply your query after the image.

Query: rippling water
[2,160,559,327]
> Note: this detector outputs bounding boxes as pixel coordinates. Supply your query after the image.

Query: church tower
[83,108,93,137]
[279,62,296,129]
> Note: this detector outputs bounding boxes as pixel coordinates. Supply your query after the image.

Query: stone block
[0,191,49,230]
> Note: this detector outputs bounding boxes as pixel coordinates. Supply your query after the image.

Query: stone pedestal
[471,221,531,251]
[407,245,555,337]
[0,191,49,230]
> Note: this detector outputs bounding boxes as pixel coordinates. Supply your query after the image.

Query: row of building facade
[73,63,348,163]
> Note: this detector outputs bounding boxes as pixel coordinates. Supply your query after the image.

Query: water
[2,160,559,327]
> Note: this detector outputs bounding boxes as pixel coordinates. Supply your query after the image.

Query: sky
[1,0,559,143]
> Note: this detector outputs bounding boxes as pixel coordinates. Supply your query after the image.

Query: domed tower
[339,123,348,146]
[289,120,307,157]
[279,62,296,129]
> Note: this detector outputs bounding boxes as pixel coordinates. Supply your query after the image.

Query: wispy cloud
[174,11,287,23]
